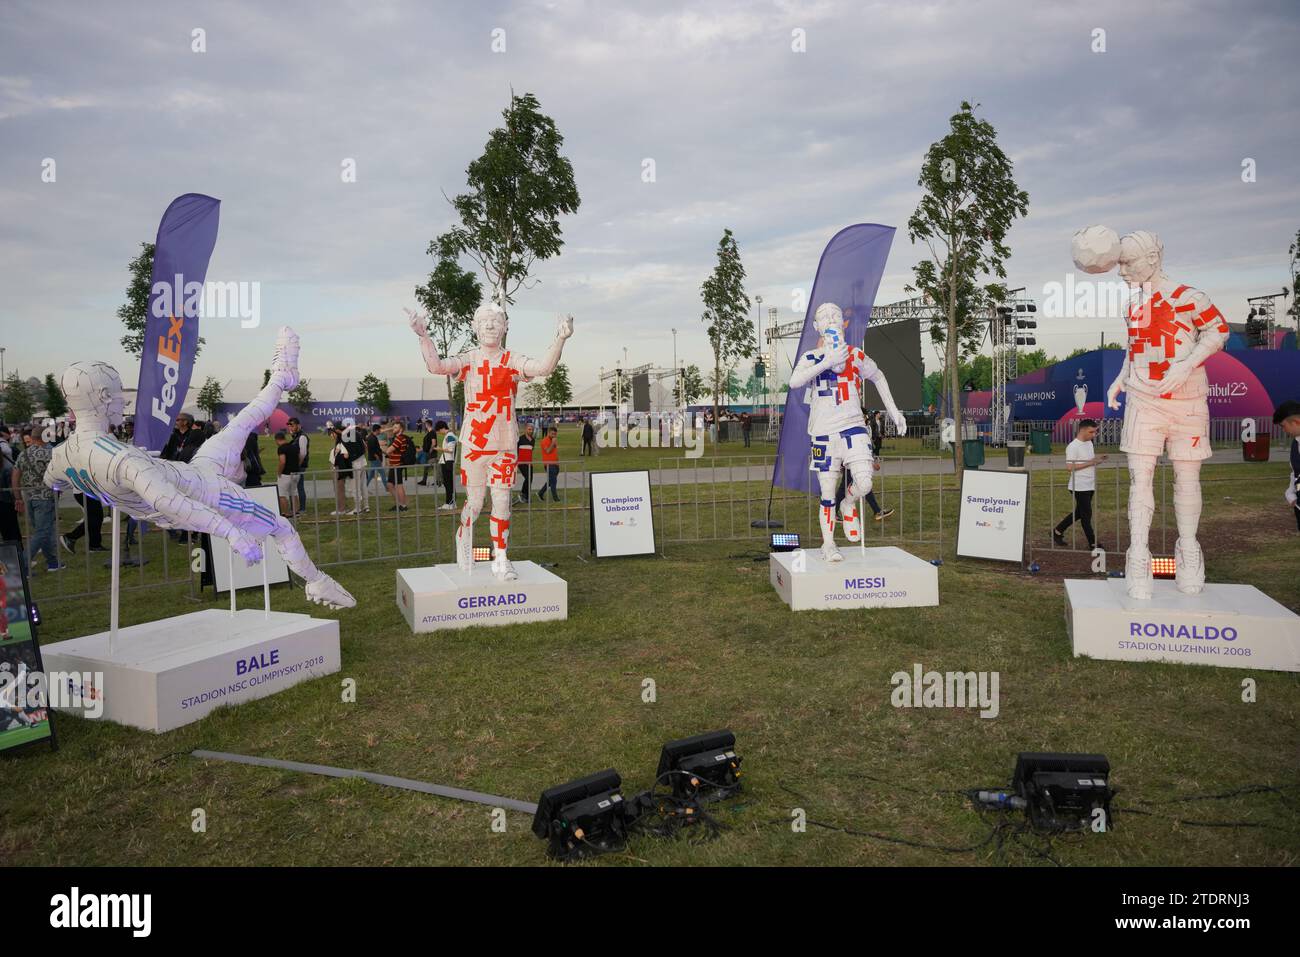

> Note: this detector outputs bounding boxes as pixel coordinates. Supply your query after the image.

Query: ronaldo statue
[1072,226,1229,598]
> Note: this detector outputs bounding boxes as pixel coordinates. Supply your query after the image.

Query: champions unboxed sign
[957,470,1029,563]
[1065,579,1300,672]
[589,471,656,557]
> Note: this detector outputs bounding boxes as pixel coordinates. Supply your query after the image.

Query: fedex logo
[150,313,185,425]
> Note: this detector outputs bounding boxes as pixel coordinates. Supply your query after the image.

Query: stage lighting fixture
[472,546,492,562]
[1151,556,1176,579]
[1012,752,1113,831]
[531,768,628,859]
[656,730,743,801]
[770,532,800,552]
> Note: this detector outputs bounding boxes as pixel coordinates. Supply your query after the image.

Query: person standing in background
[516,422,536,505]
[417,419,436,485]
[436,420,457,510]
[275,430,299,517]
[582,418,595,457]
[365,424,383,490]
[1274,400,1300,532]
[287,417,310,515]
[1053,418,1106,550]
[13,428,61,572]
[240,430,265,488]
[537,426,561,503]
[380,420,411,512]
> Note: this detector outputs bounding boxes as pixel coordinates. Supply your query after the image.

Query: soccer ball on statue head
[1071,225,1121,275]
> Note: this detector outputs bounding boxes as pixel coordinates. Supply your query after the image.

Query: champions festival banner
[771,224,896,495]
[213,399,453,435]
[962,347,1300,427]
[134,193,222,453]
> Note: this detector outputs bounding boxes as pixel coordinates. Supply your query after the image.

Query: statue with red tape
[788,302,908,564]
[1071,226,1229,598]
[411,302,573,581]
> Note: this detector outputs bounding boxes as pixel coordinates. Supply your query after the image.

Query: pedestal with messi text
[397,562,568,633]
[770,546,939,611]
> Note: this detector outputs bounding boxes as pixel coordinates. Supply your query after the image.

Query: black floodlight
[531,768,627,859]
[1013,752,1113,831]
[656,730,743,800]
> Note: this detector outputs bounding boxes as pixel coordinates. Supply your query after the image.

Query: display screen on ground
[0,543,55,754]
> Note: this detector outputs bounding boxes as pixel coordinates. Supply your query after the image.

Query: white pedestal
[1065,579,1300,672]
[770,546,939,611]
[39,609,341,733]
[396,561,568,633]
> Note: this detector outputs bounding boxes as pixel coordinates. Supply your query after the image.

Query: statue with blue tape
[788,302,908,563]
[44,327,356,609]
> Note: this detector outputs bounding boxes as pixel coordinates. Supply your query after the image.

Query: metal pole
[109,506,121,653]
[262,551,271,618]
[228,546,236,617]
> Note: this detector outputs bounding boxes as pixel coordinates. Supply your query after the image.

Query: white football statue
[1071,225,1121,274]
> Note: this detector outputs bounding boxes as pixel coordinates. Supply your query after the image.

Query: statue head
[472,302,508,348]
[1118,230,1163,287]
[813,302,846,338]
[61,361,125,427]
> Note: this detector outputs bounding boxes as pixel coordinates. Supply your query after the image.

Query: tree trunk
[948,275,963,488]
[713,354,722,447]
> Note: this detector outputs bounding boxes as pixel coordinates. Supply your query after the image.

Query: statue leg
[488,486,516,581]
[192,327,299,481]
[1171,458,1205,594]
[1125,452,1157,599]
[456,484,486,571]
[817,469,842,562]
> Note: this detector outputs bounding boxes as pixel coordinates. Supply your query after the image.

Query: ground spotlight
[1012,752,1113,831]
[656,730,742,801]
[531,768,628,860]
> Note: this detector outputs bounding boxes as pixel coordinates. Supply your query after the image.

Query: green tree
[355,374,389,420]
[434,91,580,307]
[907,101,1028,482]
[676,364,705,406]
[287,379,314,415]
[544,363,573,413]
[700,228,754,436]
[117,242,204,358]
[2,373,35,424]
[195,376,224,419]
[413,252,482,428]
[708,366,742,404]
[42,373,67,418]
[373,381,392,415]
[607,370,631,404]
[522,381,547,411]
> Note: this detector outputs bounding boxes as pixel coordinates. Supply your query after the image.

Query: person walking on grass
[1053,418,1106,550]
[417,419,436,486]
[537,426,561,502]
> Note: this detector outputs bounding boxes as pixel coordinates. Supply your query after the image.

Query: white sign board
[589,471,656,557]
[957,469,1029,563]
[210,485,291,593]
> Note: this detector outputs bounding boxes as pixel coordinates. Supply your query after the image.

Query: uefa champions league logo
[1073,369,1087,413]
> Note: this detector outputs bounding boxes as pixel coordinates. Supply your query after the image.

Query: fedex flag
[134,193,221,452]
[771,224,895,494]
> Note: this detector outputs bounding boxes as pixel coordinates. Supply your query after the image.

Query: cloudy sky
[2,0,1297,397]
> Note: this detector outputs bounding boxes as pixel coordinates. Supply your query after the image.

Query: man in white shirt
[1052,418,1107,550]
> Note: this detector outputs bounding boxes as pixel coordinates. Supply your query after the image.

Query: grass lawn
[3,459,1297,867]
